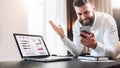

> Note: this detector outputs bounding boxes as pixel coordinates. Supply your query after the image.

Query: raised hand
[49,20,65,39]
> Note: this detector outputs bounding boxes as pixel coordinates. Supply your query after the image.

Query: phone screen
[80,26,90,38]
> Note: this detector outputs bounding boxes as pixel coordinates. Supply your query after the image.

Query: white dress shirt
[62,12,120,58]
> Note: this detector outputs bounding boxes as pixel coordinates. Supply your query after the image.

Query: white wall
[0,0,28,61]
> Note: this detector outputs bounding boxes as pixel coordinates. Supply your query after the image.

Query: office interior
[0,0,120,62]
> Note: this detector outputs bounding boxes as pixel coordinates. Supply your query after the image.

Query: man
[49,0,120,59]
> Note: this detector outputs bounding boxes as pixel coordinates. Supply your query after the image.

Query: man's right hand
[49,20,65,39]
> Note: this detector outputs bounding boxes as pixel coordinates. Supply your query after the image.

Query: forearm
[91,20,120,58]
[62,36,82,56]
[91,41,117,58]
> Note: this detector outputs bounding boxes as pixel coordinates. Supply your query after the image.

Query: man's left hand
[80,32,97,49]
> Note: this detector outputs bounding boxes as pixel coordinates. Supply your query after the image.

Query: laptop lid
[13,33,50,58]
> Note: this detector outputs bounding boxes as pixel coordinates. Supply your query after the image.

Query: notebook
[13,33,72,62]
[78,55,109,61]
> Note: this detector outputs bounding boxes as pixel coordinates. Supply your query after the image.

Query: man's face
[74,3,95,26]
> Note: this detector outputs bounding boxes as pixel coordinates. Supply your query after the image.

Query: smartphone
[80,26,90,38]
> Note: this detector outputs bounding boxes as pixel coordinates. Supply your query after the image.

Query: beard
[79,16,94,26]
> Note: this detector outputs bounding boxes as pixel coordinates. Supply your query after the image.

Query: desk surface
[0,59,120,68]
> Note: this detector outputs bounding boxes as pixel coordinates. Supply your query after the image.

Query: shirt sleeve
[62,20,83,56]
[94,16,120,58]
[62,36,80,56]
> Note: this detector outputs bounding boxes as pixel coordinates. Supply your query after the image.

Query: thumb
[58,25,64,32]
[90,32,94,37]
[58,25,62,29]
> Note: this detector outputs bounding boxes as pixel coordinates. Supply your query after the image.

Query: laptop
[13,33,72,62]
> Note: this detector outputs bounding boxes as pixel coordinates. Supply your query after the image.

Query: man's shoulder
[95,11,113,20]
[74,19,82,26]
[72,19,82,31]
[95,11,116,26]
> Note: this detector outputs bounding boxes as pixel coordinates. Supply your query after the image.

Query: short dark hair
[73,0,88,7]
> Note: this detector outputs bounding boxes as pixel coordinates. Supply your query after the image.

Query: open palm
[49,20,65,39]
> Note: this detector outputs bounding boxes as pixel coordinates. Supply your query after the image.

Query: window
[27,0,67,55]
[112,0,120,9]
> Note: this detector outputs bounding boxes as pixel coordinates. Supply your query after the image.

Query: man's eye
[84,11,90,14]
[78,13,82,15]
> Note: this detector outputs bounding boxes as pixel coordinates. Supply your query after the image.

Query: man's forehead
[74,3,93,13]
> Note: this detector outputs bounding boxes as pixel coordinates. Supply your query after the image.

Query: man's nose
[81,14,86,20]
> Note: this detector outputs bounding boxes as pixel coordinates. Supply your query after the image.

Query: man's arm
[94,24,119,58]
[49,20,82,56]
[92,16,120,58]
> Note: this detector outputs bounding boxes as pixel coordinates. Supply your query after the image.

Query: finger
[80,32,90,39]
[90,32,94,37]
[81,40,88,46]
[58,25,63,30]
[49,20,57,28]
[81,37,87,43]
[82,37,88,42]
[49,20,59,31]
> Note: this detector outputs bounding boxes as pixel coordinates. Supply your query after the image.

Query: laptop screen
[13,33,50,58]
